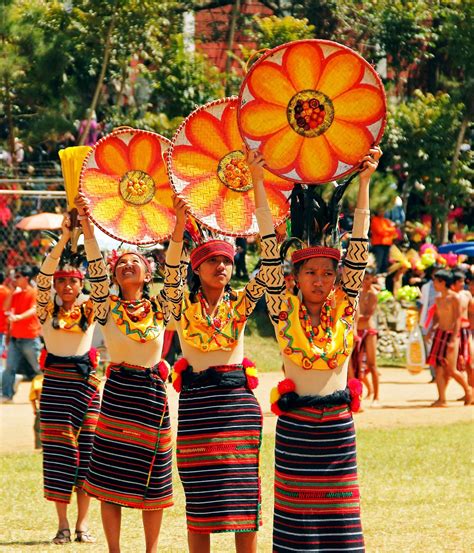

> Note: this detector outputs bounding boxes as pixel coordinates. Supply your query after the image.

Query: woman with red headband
[266,147,382,552]
[166,150,280,553]
[75,194,183,553]
[36,215,99,544]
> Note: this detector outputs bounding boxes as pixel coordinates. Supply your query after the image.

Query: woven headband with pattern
[292,246,341,264]
[53,269,85,279]
[190,240,235,270]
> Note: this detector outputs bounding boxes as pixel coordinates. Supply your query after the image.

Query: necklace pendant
[213,317,222,329]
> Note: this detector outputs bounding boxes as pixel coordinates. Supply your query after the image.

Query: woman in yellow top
[265,147,382,552]
[36,216,99,544]
[166,151,281,553]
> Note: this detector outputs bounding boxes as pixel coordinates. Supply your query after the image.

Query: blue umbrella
[438,242,474,255]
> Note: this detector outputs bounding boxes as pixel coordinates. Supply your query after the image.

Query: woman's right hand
[75,193,91,217]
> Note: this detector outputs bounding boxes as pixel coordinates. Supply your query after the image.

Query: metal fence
[0,164,67,274]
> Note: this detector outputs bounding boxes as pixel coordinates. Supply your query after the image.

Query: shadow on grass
[0,541,51,546]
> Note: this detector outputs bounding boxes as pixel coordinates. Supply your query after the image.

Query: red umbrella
[16,212,63,230]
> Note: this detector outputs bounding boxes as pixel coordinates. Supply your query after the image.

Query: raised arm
[342,147,382,304]
[242,150,285,320]
[76,194,110,325]
[161,196,188,321]
[36,215,71,324]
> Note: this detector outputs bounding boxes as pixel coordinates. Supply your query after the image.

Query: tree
[384,90,472,242]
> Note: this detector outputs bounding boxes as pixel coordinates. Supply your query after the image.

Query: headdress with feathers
[281,172,358,265]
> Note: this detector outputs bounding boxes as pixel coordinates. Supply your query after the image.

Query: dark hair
[16,264,39,279]
[51,295,90,332]
[188,272,237,303]
[451,270,466,284]
[434,269,452,286]
[0,271,4,284]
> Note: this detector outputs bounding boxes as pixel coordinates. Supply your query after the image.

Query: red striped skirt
[273,402,364,552]
[177,364,263,534]
[40,359,100,503]
[82,362,173,510]
[458,328,471,371]
[427,329,453,367]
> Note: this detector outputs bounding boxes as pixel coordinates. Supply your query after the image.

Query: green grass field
[0,422,471,552]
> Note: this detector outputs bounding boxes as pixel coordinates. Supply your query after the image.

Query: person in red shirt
[1,265,42,401]
[370,208,398,274]
[0,271,9,359]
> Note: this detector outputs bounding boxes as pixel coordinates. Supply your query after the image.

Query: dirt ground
[1,367,472,454]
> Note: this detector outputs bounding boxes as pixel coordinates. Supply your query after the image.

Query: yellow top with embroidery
[180,290,248,352]
[276,288,355,371]
[45,299,94,333]
[109,295,165,343]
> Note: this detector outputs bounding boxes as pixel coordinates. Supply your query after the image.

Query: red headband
[292,246,341,264]
[53,269,84,279]
[109,251,153,274]
[190,240,235,270]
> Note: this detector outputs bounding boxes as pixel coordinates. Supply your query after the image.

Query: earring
[330,287,337,310]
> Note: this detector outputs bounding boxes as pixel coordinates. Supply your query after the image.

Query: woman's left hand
[359,146,382,182]
[246,148,265,184]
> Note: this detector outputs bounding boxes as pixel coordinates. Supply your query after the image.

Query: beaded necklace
[298,297,333,349]
[197,290,233,335]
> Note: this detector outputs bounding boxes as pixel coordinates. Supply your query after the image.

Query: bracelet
[77,214,88,220]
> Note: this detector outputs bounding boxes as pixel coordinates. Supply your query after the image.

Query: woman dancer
[36,216,99,544]
[266,148,382,552]
[76,194,181,553]
[167,151,280,553]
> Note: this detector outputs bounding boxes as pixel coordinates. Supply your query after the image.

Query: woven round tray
[168,97,292,237]
[238,39,386,184]
[79,128,175,245]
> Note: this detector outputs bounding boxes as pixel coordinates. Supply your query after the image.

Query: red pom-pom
[348,378,363,412]
[277,378,296,395]
[39,348,47,371]
[246,375,259,390]
[172,374,182,393]
[271,402,283,416]
[89,347,100,369]
[348,378,363,396]
[158,361,169,382]
[242,357,255,369]
[174,357,189,374]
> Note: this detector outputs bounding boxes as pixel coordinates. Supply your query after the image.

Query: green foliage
[153,35,225,120]
[249,15,315,50]
[385,90,472,225]
[378,0,434,77]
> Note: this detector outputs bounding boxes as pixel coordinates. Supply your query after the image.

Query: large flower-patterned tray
[168,97,292,237]
[238,39,386,184]
[79,128,175,245]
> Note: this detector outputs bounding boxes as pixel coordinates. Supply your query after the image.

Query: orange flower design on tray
[80,129,175,244]
[238,40,386,184]
[168,97,292,236]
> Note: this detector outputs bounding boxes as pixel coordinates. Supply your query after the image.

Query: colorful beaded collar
[110,295,164,343]
[276,287,355,370]
[180,290,247,352]
[47,300,93,333]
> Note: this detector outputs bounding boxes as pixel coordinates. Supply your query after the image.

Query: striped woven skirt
[427,329,453,367]
[40,357,100,503]
[82,362,173,510]
[273,393,364,552]
[176,364,262,534]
